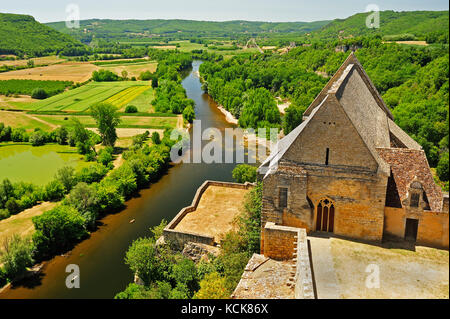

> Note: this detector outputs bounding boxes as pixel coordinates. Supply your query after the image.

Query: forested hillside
[199,40,449,184]
[311,10,449,43]
[46,19,330,43]
[0,13,84,57]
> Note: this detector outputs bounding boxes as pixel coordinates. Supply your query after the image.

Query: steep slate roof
[377,148,443,212]
[388,118,422,150]
[258,96,326,177]
[303,52,393,120]
[259,53,393,177]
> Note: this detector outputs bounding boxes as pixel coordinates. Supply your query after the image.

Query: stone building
[258,52,449,251]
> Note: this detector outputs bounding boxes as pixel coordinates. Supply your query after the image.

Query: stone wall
[263,222,298,260]
[262,223,314,299]
[164,180,254,250]
[261,164,387,244]
[384,206,449,249]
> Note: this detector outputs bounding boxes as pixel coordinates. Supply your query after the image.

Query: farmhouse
[258,52,449,253]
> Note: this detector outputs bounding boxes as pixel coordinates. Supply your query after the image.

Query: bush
[76,163,109,184]
[97,147,114,167]
[55,166,77,193]
[32,205,87,259]
[151,132,161,145]
[29,130,47,146]
[5,198,21,215]
[193,272,230,299]
[92,69,119,82]
[232,164,257,183]
[44,180,66,201]
[0,235,34,280]
[125,105,138,113]
[11,128,28,142]
[31,88,47,99]
[182,105,195,123]
[0,209,10,221]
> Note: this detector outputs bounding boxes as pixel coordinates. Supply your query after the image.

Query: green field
[28,81,152,112]
[0,142,91,185]
[33,114,178,129]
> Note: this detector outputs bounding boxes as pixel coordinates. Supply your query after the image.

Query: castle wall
[384,206,449,249]
[306,170,387,241]
[261,167,387,243]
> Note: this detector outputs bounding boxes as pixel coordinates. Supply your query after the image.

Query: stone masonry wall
[263,222,298,260]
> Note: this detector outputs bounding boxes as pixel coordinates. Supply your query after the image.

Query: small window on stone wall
[279,187,288,208]
[410,192,420,207]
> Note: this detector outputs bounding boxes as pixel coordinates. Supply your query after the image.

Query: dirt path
[22,112,58,129]
[0,201,57,248]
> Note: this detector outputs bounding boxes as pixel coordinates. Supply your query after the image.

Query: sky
[1,0,448,23]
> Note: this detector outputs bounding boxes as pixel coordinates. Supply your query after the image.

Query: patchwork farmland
[28,81,152,112]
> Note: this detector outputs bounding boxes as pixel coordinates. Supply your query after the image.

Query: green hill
[311,10,449,42]
[0,13,84,57]
[46,19,330,43]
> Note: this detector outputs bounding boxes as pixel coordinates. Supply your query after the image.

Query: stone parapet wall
[263,223,315,299]
[164,180,254,249]
[294,229,314,299]
[384,206,449,249]
[263,222,298,260]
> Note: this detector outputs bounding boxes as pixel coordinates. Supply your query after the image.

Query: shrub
[193,272,230,299]
[151,132,161,145]
[29,130,47,146]
[92,69,119,82]
[5,198,21,215]
[55,166,77,193]
[0,235,34,280]
[11,128,27,142]
[0,209,10,221]
[31,88,47,99]
[182,104,195,123]
[125,105,138,113]
[76,163,108,184]
[94,182,124,213]
[232,164,257,183]
[44,180,66,201]
[97,148,114,168]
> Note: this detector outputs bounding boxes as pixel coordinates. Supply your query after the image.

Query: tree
[44,180,65,201]
[124,237,162,286]
[125,105,138,113]
[92,69,119,82]
[54,126,68,145]
[32,205,87,259]
[193,272,230,299]
[232,164,257,183]
[151,132,161,145]
[90,103,121,147]
[54,166,77,193]
[437,152,449,182]
[121,70,128,80]
[31,88,47,99]
[182,104,195,123]
[0,235,34,280]
[71,118,96,155]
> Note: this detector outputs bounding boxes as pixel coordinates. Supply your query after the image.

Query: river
[0,60,247,299]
